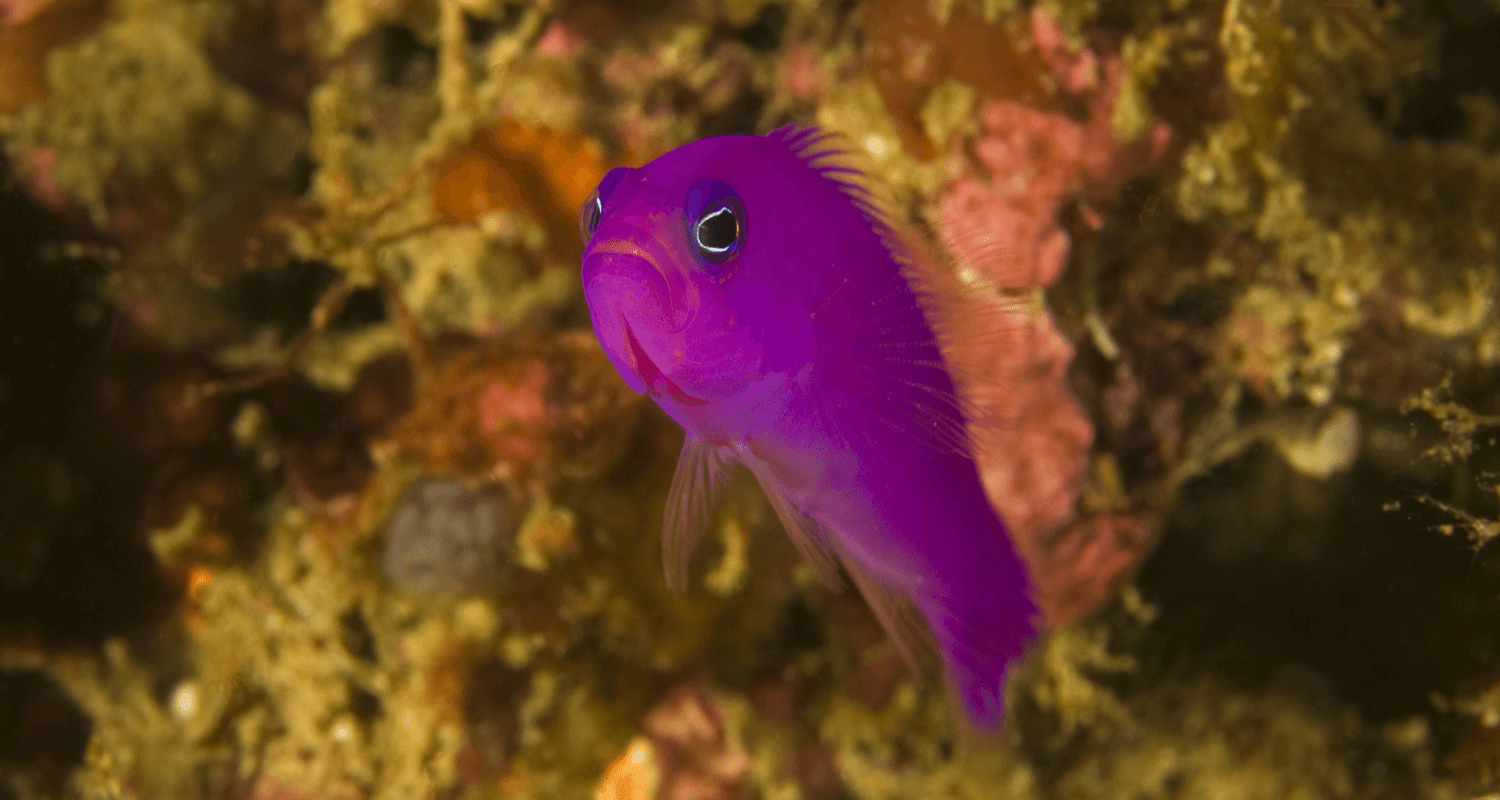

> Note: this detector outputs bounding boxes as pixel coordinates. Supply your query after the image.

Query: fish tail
[919,582,1037,731]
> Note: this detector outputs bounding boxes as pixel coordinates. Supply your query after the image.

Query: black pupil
[697,207,737,250]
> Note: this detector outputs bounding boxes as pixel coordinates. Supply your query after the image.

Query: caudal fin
[922,588,1038,731]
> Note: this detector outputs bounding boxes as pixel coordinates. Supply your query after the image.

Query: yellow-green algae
[1177,0,1500,403]
[8,0,264,228]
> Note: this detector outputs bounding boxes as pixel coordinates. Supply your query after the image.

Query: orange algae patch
[0,0,107,112]
[431,120,610,254]
[433,143,528,223]
[595,738,659,800]
[488,119,606,214]
[186,566,213,601]
[180,566,216,633]
[861,0,1050,159]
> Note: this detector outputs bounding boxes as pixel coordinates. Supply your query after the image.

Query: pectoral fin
[662,437,736,590]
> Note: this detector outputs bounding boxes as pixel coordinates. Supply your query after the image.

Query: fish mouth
[583,247,709,408]
[622,322,709,407]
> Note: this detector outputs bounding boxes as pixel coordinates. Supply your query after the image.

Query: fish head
[579,136,818,432]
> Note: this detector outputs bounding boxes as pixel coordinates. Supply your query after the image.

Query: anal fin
[741,460,845,590]
[742,458,934,675]
[837,558,936,676]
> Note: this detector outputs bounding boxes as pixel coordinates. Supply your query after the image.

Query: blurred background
[1,0,1500,797]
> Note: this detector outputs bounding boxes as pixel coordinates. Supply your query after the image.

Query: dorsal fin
[763,125,1012,460]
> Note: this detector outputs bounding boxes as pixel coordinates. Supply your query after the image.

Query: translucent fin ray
[766,125,989,459]
[766,124,1041,461]
[741,460,844,589]
[835,551,937,674]
[741,439,937,673]
[662,437,736,591]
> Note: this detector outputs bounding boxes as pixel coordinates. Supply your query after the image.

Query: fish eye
[579,167,629,243]
[697,206,738,252]
[684,178,745,274]
[585,196,602,234]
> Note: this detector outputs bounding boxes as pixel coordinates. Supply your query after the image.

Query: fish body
[579,127,1037,729]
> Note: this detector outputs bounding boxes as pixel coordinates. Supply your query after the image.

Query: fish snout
[582,250,673,396]
[582,250,671,324]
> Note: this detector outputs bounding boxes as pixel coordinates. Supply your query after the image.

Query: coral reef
[2,0,1500,798]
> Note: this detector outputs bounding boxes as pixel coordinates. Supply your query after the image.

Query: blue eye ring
[580,167,628,243]
[684,178,745,276]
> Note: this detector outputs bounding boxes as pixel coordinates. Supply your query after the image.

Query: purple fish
[578,126,1038,730]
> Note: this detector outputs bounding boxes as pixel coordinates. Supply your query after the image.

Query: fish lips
[583,250,709,407]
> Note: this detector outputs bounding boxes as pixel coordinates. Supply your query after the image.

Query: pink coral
[0,0,58,24]
[1033,512,1155,626]
[640,685,751,800]
[18,147,70,211]
[940,13,1171,626]
[963,298,1093,543]
[475,359,550,464]
[779,44,820,100]
[941,174,1071,289]
[1028,8,1100,95]
[941,18,1169,290]
[534,19,584,57]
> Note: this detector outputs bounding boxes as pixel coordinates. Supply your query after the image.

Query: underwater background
[2,0,1500,797]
